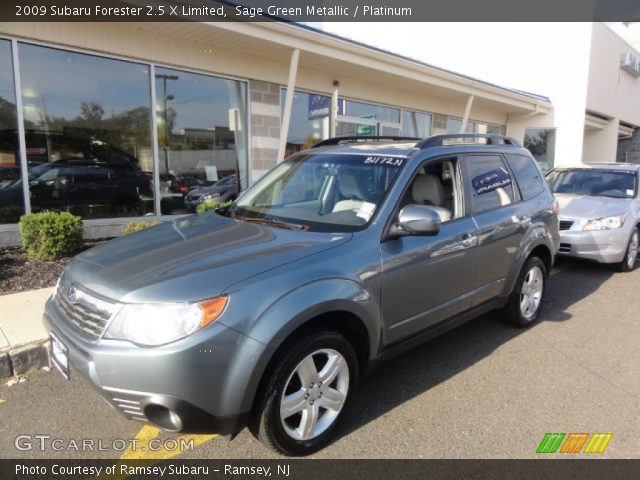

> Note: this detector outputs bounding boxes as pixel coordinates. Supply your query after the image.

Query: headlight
[104,296,227,346]
[203,193,221,201]
[582,214,626,231]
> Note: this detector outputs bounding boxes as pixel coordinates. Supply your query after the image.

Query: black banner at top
[1,0,640,22]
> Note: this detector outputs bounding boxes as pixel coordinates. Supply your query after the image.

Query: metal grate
[559,243,572,253]
[559,220,574,231]
[55,281,118,341]
[103,387,148,421]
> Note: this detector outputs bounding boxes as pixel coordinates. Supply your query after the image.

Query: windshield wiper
[238,215,308,231]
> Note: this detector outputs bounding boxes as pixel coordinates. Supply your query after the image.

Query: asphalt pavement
[1,258,638,459]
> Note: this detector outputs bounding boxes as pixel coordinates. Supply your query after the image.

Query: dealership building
[0,20,638,244]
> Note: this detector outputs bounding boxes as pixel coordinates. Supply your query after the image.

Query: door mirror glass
[395,205,441,236]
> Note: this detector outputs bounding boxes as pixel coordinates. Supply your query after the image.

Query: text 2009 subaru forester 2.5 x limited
[45,134,559,456]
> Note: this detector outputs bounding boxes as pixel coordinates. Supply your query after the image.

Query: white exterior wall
[324,22,597,167]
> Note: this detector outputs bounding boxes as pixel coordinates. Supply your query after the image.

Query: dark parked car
[184,174,239,210]
[0,158,152,217]
[44,134,559,456]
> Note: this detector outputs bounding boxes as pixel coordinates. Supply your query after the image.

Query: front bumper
[558,227,631,264]
[43,296,265,434]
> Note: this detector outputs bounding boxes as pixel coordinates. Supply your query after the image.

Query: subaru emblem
[67,286,78,303]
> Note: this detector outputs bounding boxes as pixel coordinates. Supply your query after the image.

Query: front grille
[55,281,118,341]
[186,194,200,202]
[559,220,574,231]
[559,243,572,253]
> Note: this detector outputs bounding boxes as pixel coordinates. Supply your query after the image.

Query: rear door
[461,154,524,304]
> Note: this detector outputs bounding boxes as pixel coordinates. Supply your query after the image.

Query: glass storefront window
[336,98,401,137]
[524,128,556,171]
[342,99,400,124]
[0,40,24,224]
[281,90,331,156]
[401,110,432,138]
[477,123,504,135]
[155,67,247,215]
[18,43,155,219]
[446,117,475,134]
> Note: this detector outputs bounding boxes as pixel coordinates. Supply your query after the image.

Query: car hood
[66,213,351,303]
[555,194,631,220]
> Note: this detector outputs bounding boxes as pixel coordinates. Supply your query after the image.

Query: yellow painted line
[96,425,218,480]
[121,427,218,460]
[0,399,5,404]
[550,262,572,276]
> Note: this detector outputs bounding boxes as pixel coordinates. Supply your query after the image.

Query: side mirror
[392,205,441,237]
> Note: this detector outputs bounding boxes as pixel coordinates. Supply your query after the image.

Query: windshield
[546,168,638,199]
[231,153,406,232]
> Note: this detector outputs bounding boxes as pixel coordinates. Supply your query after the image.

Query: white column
[11,39,31,214]
[330,84,339,137]
[278,49,300,162]
[460,95,475,133]
[149,64,163,217]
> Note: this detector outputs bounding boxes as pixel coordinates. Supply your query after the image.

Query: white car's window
[547,169,637,199]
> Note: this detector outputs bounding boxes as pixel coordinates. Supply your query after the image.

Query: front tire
[501,256,547,327]
[616,229,639,273]
[251,330,358,456]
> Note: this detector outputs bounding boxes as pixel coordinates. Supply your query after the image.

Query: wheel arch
[241,298,377,426]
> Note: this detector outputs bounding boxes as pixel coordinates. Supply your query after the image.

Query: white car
[546,163,640,272]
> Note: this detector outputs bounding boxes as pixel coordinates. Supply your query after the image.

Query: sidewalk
[0,287,52,378]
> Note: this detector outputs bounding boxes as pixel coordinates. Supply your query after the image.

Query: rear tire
[616,229,639,273]
[250,330,358,456]
[501,256,547,327]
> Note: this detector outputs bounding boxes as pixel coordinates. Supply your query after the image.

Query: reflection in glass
[342,99,400,123]
[524,128,556,171]
[446,117,475,134]
[0,40,24,223]
[18,43,154,218]
[401,111,432,138]
[155,67,247,214]
[282,90,330,157]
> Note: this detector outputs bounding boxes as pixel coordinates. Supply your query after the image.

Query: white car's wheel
[617,229,639,273]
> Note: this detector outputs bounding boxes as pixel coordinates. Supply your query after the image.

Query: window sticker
[627,189,634,196]
[363,156,405,167]
[356,202,377,221]
[472,168,512,195]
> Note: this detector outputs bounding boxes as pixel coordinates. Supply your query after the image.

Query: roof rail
[415,134,522,149]
[311,136,420,148]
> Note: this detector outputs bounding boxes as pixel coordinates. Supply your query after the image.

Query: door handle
[462,233,477,248]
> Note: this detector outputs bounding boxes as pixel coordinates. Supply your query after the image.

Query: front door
[380,157,478,344]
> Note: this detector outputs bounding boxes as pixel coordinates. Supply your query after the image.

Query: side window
[505,154,545,201]
[464,155,514,214]
[400,158,462,222]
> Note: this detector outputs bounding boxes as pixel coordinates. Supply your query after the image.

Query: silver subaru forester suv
[45,134,559,456]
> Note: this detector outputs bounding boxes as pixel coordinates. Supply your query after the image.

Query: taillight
[552,198,559,216]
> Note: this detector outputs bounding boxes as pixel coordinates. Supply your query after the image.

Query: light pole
[155,73,178,176]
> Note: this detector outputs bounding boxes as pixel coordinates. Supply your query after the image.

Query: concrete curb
[0,340,50,379]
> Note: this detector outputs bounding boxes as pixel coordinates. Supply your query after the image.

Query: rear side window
[506,154,546,200]
[463,155,514,214]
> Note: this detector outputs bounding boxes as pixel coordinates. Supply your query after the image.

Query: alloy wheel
[279,349,349,441]
[627,231,639,270]
[520,265,544,321]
